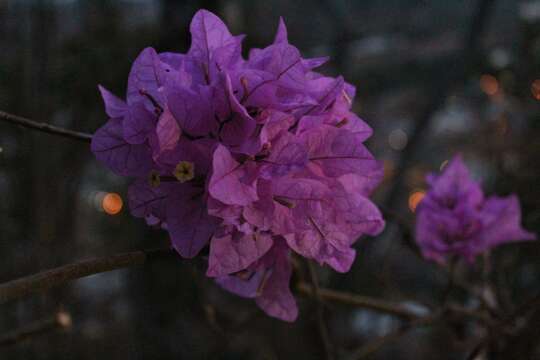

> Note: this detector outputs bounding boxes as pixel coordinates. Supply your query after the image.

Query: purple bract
[415,155,536,264]
[91,10,385,321]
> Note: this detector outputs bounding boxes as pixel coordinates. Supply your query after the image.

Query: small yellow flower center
[173,161,195,183]
[148,170,161,188]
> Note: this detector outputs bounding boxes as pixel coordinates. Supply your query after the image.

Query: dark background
[1,0,539,359]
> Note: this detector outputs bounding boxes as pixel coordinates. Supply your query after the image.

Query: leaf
[301,125,378,177]
[128,179,170,221]
[188,9,243,80]
[273,17,288,44]
[208,145,258,206]
[215,73,256,149]
[249,43,305,91]
[255,242,298,322]
[207,231,273,277]
[167,86,216,137]
[302,76,344,116]
[154,107,181,154]
[302,56,329,69]
[272,178,383,272]
[479,195,537,247]
[243,180,275,231]
[428,154,484,207]
[126,47,166,106]
[261,132,308,177]
[123,102,156,144]
[91,118,153,177]
[259,110,295,145]
[166,186,218,258]
[215,270,265,299]
[98,85,127,119]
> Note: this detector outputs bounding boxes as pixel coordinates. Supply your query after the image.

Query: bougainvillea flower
[415,155,536,263]
[216,238,298,321]
[92,9,385,321]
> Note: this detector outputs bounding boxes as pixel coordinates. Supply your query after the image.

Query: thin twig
[297,283,420,320]
[298,282,497,329]
[441,257,457,306]
[446,304,496,327]
[442,269,496,315]
[0,110,92,143]
[501,293,540,327]
[307,262,334,360]
[347,313,440,360]
[0,310,72,347]
[0,248,176,304]
[465,338,488,360]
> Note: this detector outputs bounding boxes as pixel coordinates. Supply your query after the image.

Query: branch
[297,282,421,320]
[298,283,497,328]
[446,304,497,327]
[508,293,540,322]
[0,310,72,347]
[346,313,441,360]
[465,338,488,360]
[0,110,92,143]
[307,262,334,360]
[0,248,176,304]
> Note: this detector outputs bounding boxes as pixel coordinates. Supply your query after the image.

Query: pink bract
[91,9,385,321]
[415,155,536,264]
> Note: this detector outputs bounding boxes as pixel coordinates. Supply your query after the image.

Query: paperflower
[415,155,536,263]
[91,10,385,321]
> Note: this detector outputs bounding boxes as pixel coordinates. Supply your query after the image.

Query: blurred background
[1,0,539,359]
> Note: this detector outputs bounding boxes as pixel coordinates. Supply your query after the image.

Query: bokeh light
[102,193,123,215]
[388,129,408,151]
[56,311,73,328]
[531,79,540,100]
[408,190,425,213]
[479,74,499,96]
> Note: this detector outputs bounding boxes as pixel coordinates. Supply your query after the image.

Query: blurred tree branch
[1,248,457,323]
[346,312,441,360]
[297,282,422,320]
[0,248,176,304]
[0,310,72,347]
[0,249,532,357]
[307,261,334,360]
[0,110,92,143]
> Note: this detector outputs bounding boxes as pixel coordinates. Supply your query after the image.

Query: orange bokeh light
[480,74,499,96]
[408,191,425,213]
[102,193,123,215]
[531,79,540,100]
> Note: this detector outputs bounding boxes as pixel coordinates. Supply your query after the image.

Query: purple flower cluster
[416,155,536,263]
[91,10,384,321]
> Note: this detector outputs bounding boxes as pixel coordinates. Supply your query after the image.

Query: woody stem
[0,248,176,304]
[0,110,92,143]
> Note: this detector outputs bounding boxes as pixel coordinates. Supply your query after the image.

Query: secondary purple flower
[415,155,536,263]
[92,9,385,321]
